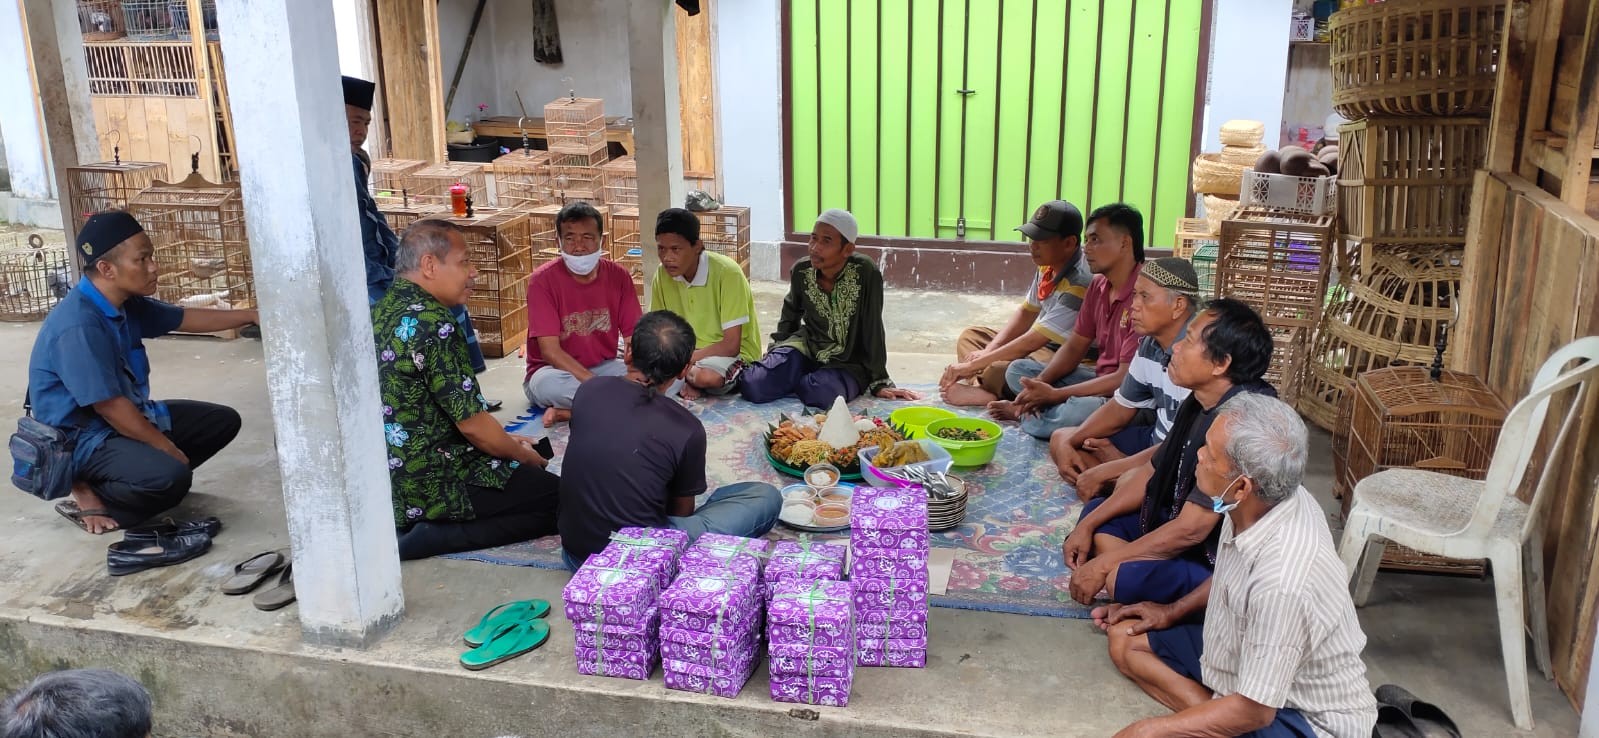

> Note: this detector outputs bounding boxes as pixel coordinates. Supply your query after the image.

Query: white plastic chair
[1338,336,1599,731]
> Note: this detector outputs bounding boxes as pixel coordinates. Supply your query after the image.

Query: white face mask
[561,249,602,276]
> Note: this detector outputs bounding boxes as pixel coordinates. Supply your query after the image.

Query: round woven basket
[1191,154,1248,196]
[1219,120,1265,147]
[1202,194,1240,235]
[1330,0,1505,118]
[1219,143,1267,168]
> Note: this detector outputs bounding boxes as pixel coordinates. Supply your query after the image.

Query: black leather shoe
[485,399,504,413]
[123,516,222,545]
[107,534,213,576]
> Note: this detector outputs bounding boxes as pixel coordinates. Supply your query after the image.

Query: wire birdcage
[0,235,72,322]
[543,96,606,153]
[65,159,169,234]
[127,171,254,310]
[78,0,126,41]
[492,149,551,210]
[120,0,175,40]
[168,0,217,40]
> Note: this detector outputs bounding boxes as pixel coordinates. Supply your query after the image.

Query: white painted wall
[483,0,633,119]
[0,0,52,200]
[716,0,785,242]
[1202,0,1292,153]
[437,0,503,125]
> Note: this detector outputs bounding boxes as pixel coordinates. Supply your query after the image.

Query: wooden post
[185,0,219,180]
[374,0,445,162]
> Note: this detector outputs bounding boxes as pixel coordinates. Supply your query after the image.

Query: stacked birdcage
[65,160,169,234]
[127,172,253,311]
[1216,208,1336,404]
[699,206,752,275]
[0,235,72,322]
[78,0,126,41]
[119,0,174,40]
[527,204,564,270]
[378,202,447,236]
[492,149,552,210]
[168,0,217,40]
[410,162,491,207]
[544,95,609,204]
[441,209,535,358]
[610,207,642,269]
[601,156,638,206]
[368,158,427,206]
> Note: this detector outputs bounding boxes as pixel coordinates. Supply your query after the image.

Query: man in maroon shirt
[990,203,1145,440]
[522,202,644,426]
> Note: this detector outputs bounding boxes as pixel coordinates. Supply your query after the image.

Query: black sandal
[221,551,287,595]
[1375,684,1461,738]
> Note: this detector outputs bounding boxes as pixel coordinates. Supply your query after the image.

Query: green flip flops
[459,619,551,671]
[463,599,551,648]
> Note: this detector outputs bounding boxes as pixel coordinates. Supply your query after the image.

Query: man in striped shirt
[1049,257,1199,502]
[1104,394,1378,738]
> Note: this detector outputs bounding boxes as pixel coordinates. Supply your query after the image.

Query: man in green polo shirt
[649,208,761,400]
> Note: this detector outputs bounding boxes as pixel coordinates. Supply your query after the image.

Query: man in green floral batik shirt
[372,220,559,560]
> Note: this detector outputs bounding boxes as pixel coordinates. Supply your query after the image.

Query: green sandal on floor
[459,619,551,671]
[463,599,551,647]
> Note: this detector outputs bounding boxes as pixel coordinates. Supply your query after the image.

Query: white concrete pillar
[19,0,99,236]
[215,0,404,647]
[627,0,687,305]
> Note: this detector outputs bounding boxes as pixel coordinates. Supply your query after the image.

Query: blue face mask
[1210,475,1245,515]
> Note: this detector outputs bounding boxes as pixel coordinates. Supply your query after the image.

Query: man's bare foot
[986,400,1021,422]
[679,383,703,401]
[542,408,572,427]
[1083,437,1127,463]
[1091,605,1115,632]
[941,382,997,407]
[68,484,119,535]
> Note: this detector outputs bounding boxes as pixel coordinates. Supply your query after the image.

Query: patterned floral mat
[442,385,1091,619]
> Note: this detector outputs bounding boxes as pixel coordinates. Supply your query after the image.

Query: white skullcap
[813,209,859,244]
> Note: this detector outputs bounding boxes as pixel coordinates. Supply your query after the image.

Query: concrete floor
[0,282,1580,737]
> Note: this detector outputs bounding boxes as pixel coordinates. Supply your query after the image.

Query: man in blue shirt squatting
[342,75,502,412]
[28,211,259,534]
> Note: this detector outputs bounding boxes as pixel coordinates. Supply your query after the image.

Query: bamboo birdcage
[611,207,642,267]
[1297,244,1463,430]
[601,156,638,206]
[0,235,72,322]
[168,0,217,41]
[1339,364,1504,575]
[127,171,254,310]
[368,158,427,206]
[548,146,609,204]
[699,206,752,274]
[1328,0,1505,119]
[378,203,447,236]
[527,204,563,270]
[1337,117,1489,244]
[410,162,490,207]
[438,209,535,358]
[492,149,552,210]
[1173,218,1215,260]
[65,160,169,234]
[78,0,126,41]
[543,96,607,154]
[1217,209,1335,401]
[119,0,174,40]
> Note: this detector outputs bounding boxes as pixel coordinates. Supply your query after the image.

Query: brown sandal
[53,500,119,534]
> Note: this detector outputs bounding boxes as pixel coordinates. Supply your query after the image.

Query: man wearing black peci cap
[25,211,257,535]
[942,200,1093,408]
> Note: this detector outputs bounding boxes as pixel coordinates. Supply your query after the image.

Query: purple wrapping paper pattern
[852,586,929,612]
[850,548,931,580]
[615,526,688,557]
[663,665,755,699]
[658,572,758,618]
[660,636,759,667]
[769,674,853,707]
[849,525,931,552]
[766,580,854,634]
[850,487,928,538]
[678,548,763,581]
[574,630,655,652]
[574,645,658,669]
[856,618,928,640]
[658,624,756,651]
[587,542,678,591]
[769,652,853,678]
[766,540,846,582]
[576,651,658,680]
[769,623,854,649]
[856,645,928,668]
[684,533,769,575]
[562,566,659,627]
[662,647,759,680]
[570,606,659,637]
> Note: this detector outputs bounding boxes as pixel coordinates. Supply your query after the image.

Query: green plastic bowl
[924,417,1004,467]
[888,406,958,439]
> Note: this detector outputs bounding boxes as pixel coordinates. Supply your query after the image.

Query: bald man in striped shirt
[1103,394,1377,738]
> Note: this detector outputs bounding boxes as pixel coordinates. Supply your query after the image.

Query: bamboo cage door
[676,0,719,190]
[373,0,445,163]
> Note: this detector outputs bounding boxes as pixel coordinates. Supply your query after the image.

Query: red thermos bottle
[449,182,469,218]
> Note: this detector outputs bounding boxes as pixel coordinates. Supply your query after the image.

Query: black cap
[76,211,144,266]
[1017,200,1083,241]
[342,75,375,111]
[655,208,701,244]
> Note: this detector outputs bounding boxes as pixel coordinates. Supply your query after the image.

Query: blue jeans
[1149,625,1319,738]
[1004,362,1107,440]
[561,482,782,571]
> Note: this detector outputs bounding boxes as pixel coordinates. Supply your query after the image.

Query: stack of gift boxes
[848,485,931,668]
[767,578,857,706]
[562,527,688,679]
[658,534,769,698]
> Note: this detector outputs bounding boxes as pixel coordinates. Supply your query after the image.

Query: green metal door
[788,0,1205,248]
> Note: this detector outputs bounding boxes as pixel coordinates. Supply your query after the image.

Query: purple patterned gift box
[587,540,678,591]
[572,605,659,652]
[678,548,762,582]
[660,633,759,667]
[658,572,761,636]
[615,526,689,558]
[663,662,756,699]
[662,645,759,680]
[849,547,930,580]
[576,649,659,680]
[562,566,659,628]
[768,642,854,678]
[850,574,929,611]
[766,540,846,582]
[855,607,929,640]
[850,486,928,545]
[769,673,853,707]
[767,580,854,639]
[855,636,928,668]
[769,623,854,649]
[687,534,768,570]
[574,644,658,669]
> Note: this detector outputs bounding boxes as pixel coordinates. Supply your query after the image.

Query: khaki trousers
[955,326,1056,398]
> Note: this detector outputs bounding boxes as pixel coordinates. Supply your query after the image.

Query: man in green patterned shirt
[372,220,559,560]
